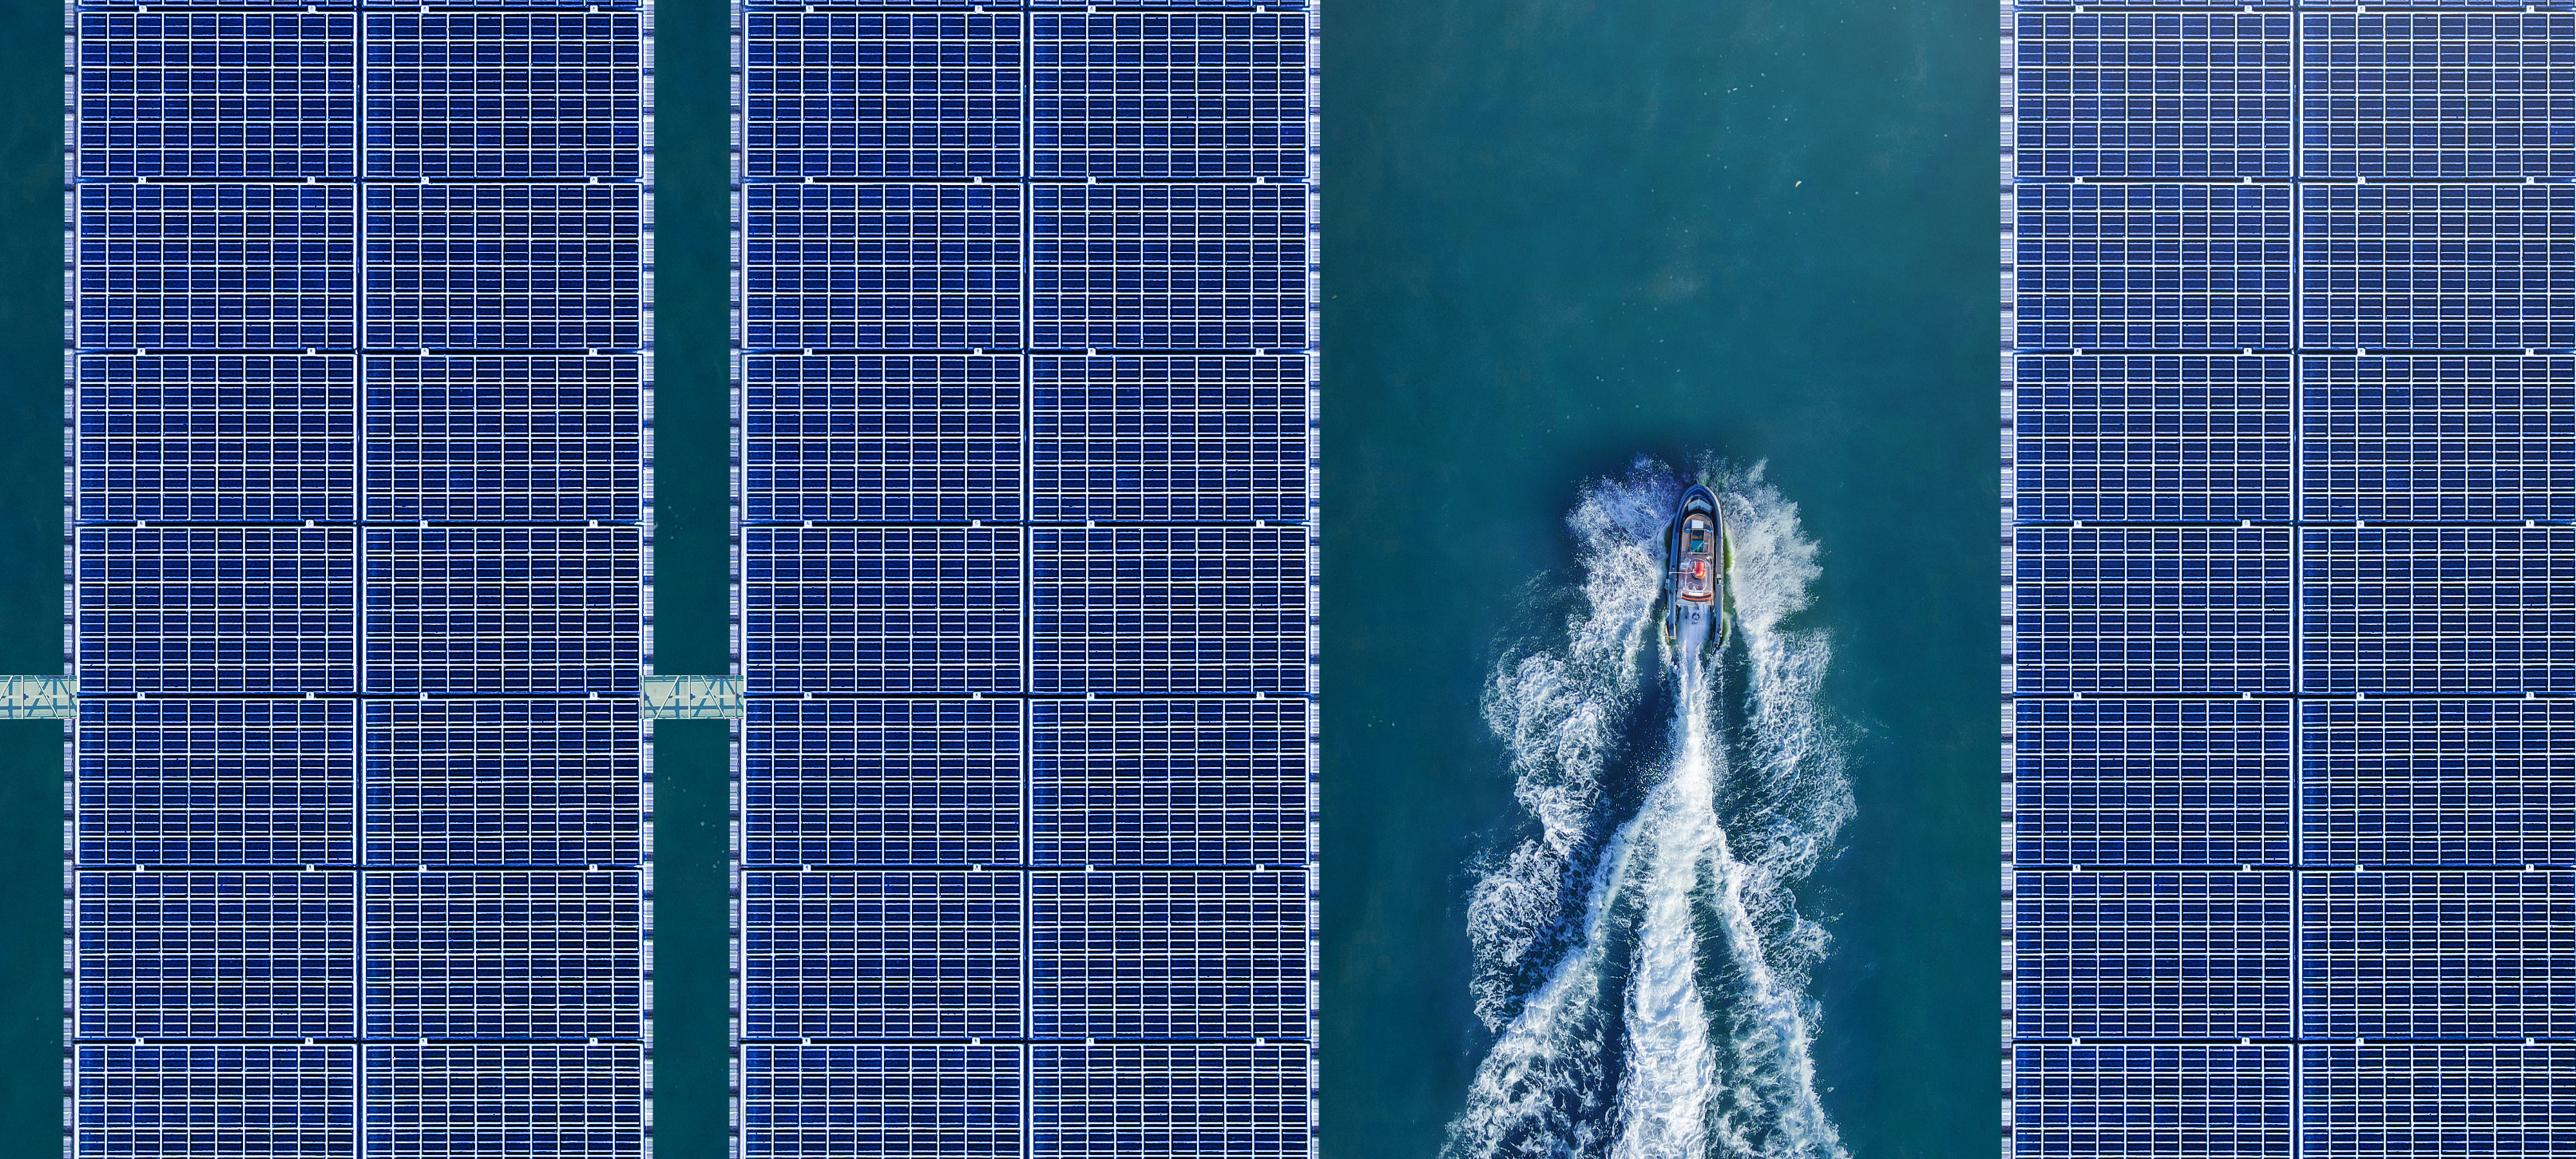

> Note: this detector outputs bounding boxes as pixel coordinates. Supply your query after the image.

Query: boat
[1664,484,1725,695]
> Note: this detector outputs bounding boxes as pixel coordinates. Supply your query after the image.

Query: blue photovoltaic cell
[79,698,355,868]
[2301,1044,2576,1159]
[362,526,643,696]
[2012,1045,2292,1159]
[1032,699,1311,868]
[743,183,1025,353]
[2303,355,2576,523]
[1032,354,1311,523]
[365,184,643,352]
[2013,870,2293,1041]
[366,1044,644,1159]
[2302,699,2576,869]
[366,354,643,523]
[741,526,1024,695]
[1032,1044,1312,1159]
[739,870,1025,1041]
[77,1044,357,1159]
[2013,12,2292,180]
[742,354,1024,524]
[1032,184,1311,353]
[1032,526,1311,695]
[2012,698,2290,867]
[2304,13,2576,180]
[743,11,1023,181]
[2011,526,2293,696]
[365,699,643,869]
[79,182,357,352]
[76,869,357,1041]
[742,1044,1025,1159]
[1030,869,1310,1041]
[2300,526,2576,696]
[77,10,355,180]
[365,12,644,180]
[2012,182,2293,352]
[742,698,1024,867]
[2302,871,2576,1041]
[77,353,355,525]
[2301,183,2576,353]
[2013,354,2291,524]
[1032,12,1311,180]
[363,870,643,1041]
[75,525,357,697]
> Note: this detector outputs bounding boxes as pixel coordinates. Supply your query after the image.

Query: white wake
[1448,458,1851,1159]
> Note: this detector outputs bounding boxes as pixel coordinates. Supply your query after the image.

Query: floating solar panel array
[70,0,651,1155]
[733,4,1318,1156]
[2005,3,2575,1156]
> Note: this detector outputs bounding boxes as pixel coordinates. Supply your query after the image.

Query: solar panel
[1033,698,1312,868]
[743,353,1025,523]
[1032,183,1311,352]
[740,869,1026,1041]
[2302,699,2576,868]
[2005,3,2576,1153]
[76,525,358,697]
[1032,354,1312,523]
[2012,870,2293,1041]
[366,354,644,523]
[743,11,1025,181]
[364,12,645,180]
[743,699,1025,867]
[1030,869,1311,1041]
[2012,182,2293,352]
[2301,184,2576,353]
[2012,698,2290,867]
[79,698,355,867]
[77,1044,357,1159]
[741,525,1025,695]
[364,869,644,1041]
[743,182,1026,353]
[2011,525,2294,695]
[732,5,1319,1154]
[2303,13,2576,180]
[1032,12,1312,180]
[2012,353,2292,523]
[2302,1044,2576,1158]
[79,182,357,352]
[2013,12,2292,180]
[78,354,357,524]
[363,527,644,696]
[2303,355,2576,523]
[77,10,356,181]
[2302,870,2576,1041]
[76,869,358,1041]
[1032,1044,1314,1159]
[1032,525,1313,695]
[743,1045,1025,1159]
[366,1044,645,1159]
[365,699,643,868]
[2011,1045,2292,1159]
[2300,526,2576,695]
[364,183,643,352]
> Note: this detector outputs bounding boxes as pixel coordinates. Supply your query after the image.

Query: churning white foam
[1446,458,1850,1159]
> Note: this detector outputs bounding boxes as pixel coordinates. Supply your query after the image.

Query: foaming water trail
[1448,459,1850,1159]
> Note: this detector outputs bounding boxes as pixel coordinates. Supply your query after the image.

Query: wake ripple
[1448,458,1850,1159]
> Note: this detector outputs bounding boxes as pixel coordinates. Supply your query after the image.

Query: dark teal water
[0,0,1998,1154]
[1320,0,1996,1155]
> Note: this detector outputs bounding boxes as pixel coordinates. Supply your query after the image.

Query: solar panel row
[2006,2,2572,1156]
[734,5,1316,1156]
[70,0,651,1154]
